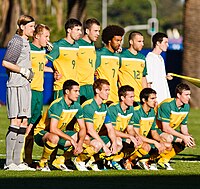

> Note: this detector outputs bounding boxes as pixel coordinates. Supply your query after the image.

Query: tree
[0,0,20,47]
[68,0,87,23]
[183,0,200,108]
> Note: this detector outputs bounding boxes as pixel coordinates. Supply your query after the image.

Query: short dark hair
[175,83,190,97]
[93,79,110,95]
[118,85,134,102]
[152,32,168,48]
[128,31,143,42]
[102,25,124,45]
[63,79,79,95]
[65,18,82,34]
[140,88,157,105]
[84,18,100,35]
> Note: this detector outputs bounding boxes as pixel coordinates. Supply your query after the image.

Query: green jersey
[134,103,156,137]
[118,49,147,102]
[108,102,134,132]
[34,97,83,135]
[157,98,189,130]
[82,98,111,133]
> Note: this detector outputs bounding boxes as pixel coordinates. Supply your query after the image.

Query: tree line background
[0,0,200,108]
[0,0,183,48]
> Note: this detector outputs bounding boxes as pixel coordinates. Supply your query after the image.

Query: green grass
[0,106,200,189]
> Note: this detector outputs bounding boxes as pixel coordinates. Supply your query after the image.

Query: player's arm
[2,60,21,72]
[50,117,77,148]
[126,125,143,147]
[162,121,194,147]
[180,124,195,147]
[74,118,87,154]
[115,129,140,149]
[180,124,189,135]
[86,122,108,150]
[151,129,164,142]
[104,122,118,154]
[44,66,53,73]
[115,129,130,139]
[142,76,148,88]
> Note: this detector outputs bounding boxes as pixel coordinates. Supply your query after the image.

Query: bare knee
[44,133,59,144]
[142,142,151,152]
[90,140,102,153]
[161,133,174,143]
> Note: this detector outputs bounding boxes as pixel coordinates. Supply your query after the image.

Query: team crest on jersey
[141,63,145,68]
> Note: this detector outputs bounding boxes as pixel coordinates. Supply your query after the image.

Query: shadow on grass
[173,153,200,161]
[0,175,200,189]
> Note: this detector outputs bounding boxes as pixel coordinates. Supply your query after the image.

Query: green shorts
[34,130,48,147]
[90,135,110,145]
[58,130,76,151]
[29,90,43,125]
[54,90,63,100]
[79,85,94,104]
[100,135,110,144]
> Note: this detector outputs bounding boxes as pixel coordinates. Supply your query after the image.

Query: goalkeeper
[2,15,35,171]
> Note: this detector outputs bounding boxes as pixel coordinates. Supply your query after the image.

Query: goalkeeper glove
[20,67,34,82]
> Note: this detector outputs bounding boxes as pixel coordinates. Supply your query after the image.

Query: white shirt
[146,52,171,103]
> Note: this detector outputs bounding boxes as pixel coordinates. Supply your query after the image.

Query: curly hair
[102,25,124,45]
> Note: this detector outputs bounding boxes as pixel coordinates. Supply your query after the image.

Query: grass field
[0,106,200,189]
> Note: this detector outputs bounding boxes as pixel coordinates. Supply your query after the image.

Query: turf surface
[0,106,200,189]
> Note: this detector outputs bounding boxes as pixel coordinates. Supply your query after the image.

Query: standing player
[118,31,148,103]
[2,15,35,171]
[77,18,100,104]
[47,18,82,99]
[157,83,195,168]
[108,85,143,170]
[146,32,171,104]
[80,79,122,170]
[34,80,86,171]
[24,24,54,166]
[95,25,125,104]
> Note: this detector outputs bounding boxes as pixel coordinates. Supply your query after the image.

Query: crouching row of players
[34,79,195,171]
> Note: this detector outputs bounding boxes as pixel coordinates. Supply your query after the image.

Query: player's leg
[35,131,59,171]
[5,87,20,169]
[25,90,43,165]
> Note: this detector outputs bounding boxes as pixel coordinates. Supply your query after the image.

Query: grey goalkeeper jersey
[3,34,31,87]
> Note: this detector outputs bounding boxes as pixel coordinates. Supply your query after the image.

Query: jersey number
[39,62,44,71]
[72,60,76,69]
[133,70,140,79]
[112,68,116,78]
[89,58,93,67]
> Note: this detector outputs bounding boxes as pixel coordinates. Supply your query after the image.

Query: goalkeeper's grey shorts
[6,84,31,119]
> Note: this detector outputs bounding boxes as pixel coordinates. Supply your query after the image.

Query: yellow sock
[158,148,176,164]
[129,148,148,161]
[40,141,57,162]
[52,156,65,165]
[75,146,96,162]
[112,152,124,162]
